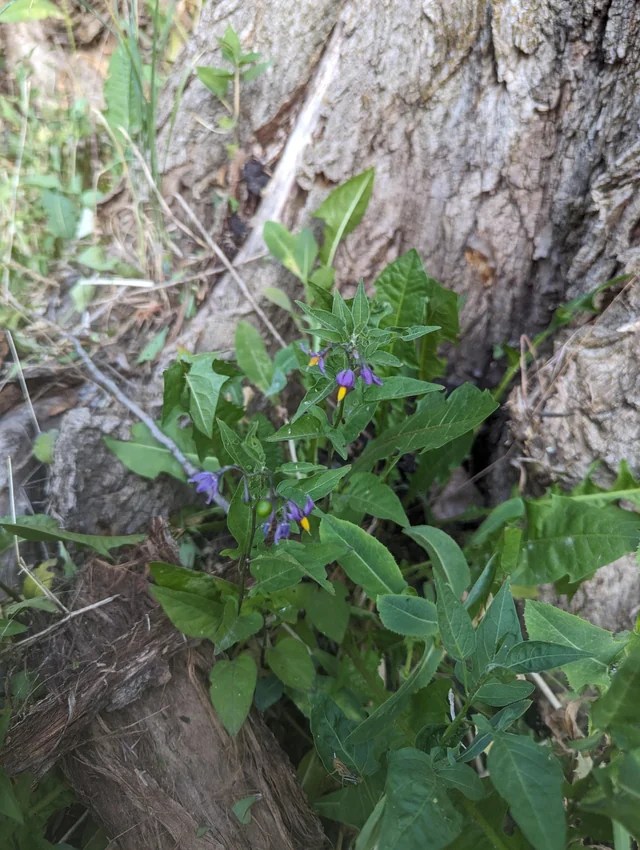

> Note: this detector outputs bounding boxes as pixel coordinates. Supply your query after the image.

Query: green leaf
[377,594,438,639]
[355,384,498,471]
[361,377,443,402]
[377,748,462,850]
[347,645,442,746]
[435,762,485,801]
[319,515,406,598]
[227,483,253,556]
[334,473,409,527]
[474,679,535,706]
[250,541,339,594]
[473,582,522,674]
[524,600,624,692]
[303,583,350,643]
[196,65,233,98]
[488,733,566,850]
[103,42,142,140]
[310,694,379,779]
[518,496,640,584]
[105,420,217,481]
[315,168,375,265]
[136,328,168,364]
[374,249,428,330]
[162,361,186,422]
[186,356,229,438]
[278,466,350,503]
[351,280,370,329]
[0,514,144,558]
[0,770,23,823]
[263,286,293,312]
[235,320,274,392]
[150,585,222,640]
[0,618,28,638]
[32,429,57,464]
[0,0,63,21]
[263,222,317,282]
[209,654,257,736]
[40,190,78,239]
[592,636,640,731]
[266,637,315,691]
[404,526,470,597]
[495,641,590,673]
[232,794,261,825]
[436,579,476,661]
[219,24,242,64]
[580,748,640,840]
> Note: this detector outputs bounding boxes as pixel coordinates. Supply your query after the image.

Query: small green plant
[3,171,639,849]
[196,24,270,153]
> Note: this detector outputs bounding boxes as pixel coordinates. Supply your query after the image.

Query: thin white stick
[9,594,120,650]
[173,192,288,349]
[529,671,562,710]
[5,330,41,434]
[67,336,230,512]
[6,456,68,613]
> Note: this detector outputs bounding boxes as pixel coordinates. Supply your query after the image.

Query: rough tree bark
[157,0,640,385]
[3,1,640,847]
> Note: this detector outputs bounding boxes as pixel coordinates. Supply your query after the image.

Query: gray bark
[157,0,640,385]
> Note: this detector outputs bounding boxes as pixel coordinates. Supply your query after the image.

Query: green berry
[255,499,272,518]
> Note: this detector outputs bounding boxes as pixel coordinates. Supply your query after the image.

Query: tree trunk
[157,0,640,386]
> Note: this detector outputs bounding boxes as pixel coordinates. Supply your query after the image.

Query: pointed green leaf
[592,636,640,731]
[0,514,144,558]
[525,600,624,692]
[266,637,315,690]
[496,641,590,673]
[436,579,476,661]
[377,594,438,638]
[235,320,274,392]
[185,356,229,438]
[209,654,257,736]
[315,168,375,265]
[405,525,470,597]
[488,733,566,850]
[378,748,462,850]
[320,515,406,598]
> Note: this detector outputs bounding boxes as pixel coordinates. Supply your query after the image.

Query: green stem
[238,504,257,613]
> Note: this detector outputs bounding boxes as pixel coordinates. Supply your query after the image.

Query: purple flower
[360,364,383,386]
[189,471,220,504]
[335,369,355,401]
[308,351,327,376]
[274,521,291,543]
[285,495,315,533]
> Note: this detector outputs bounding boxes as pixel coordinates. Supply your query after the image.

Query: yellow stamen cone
[337,385,347,402]
[300,516,311,533]
[309,355,320,366]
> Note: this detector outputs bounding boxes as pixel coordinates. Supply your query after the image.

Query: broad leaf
[235,320,274,392]
[435,762,485,801]
[196,65,233,98]
[377,748,462,850]
[150,585,222,640]
[0,0,63,20]
[347,645,442,745]
[209,654,257,736]
[354,384,497,471]
[474,679,535,707]
[103,42,142,140]
[488,733,566,850]
[473,582,521,676]
[185,356,229,438]
[405,525,470,597]
[303,583,350,643]
[525,600,624,692]
[0,514,144,558]
[592,636,640,731]
[377,594,438,639]
[495,641,590,673]
[315,168,375,265]
[333,472,409,527]
[436,579,476,661]
[310,693,378,778]
[266,637,315,691]
[320,515,406,598]
[518,496,640,584]
[40,190,78,239]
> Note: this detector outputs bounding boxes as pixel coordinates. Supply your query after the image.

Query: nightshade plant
[3,170,640,850]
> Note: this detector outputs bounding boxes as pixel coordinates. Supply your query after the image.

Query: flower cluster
[308,349,382,401]
[264,495,315,543]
